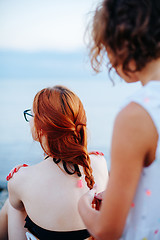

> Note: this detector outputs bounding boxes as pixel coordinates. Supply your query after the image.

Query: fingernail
[6,174,11,181]
[23,164,28,167]
[6,176,9,181]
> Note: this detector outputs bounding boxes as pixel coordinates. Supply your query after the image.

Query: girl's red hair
[33,85,95,190]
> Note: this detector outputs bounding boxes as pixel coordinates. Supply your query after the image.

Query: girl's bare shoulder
[7,162,41,192]
[89,153,109,191]
[89,152,108,170]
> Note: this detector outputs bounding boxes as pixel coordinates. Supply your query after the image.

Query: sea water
[0,78,140,186]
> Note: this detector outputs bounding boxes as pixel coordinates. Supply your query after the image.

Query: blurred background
[0,0,140,191]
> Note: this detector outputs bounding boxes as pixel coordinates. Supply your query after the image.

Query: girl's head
[89,0,160,77]
[31,85,94,189]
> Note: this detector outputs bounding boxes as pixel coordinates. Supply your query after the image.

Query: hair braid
[82,153,95,190]
[75,124,95,190]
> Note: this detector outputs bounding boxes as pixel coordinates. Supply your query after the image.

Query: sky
[0,0,99,52]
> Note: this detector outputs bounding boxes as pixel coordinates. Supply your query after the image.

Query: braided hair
[33,85,95,190]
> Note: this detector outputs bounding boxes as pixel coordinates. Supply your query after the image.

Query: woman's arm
[79,102,157,240]
[2,167,28,240]
[8,167,27,211]
[0,198,27,240]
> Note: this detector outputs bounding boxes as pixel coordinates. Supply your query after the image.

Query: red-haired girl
[0,85,108,240]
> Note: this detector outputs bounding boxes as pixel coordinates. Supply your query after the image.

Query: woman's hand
[92,191,105,210]
[79,184,97,210]
[78,184,102,239]
[6,164,28,181]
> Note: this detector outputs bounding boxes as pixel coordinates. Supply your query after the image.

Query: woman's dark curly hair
[89,0,160,74]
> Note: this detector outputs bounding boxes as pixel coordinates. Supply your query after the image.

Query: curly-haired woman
[78,0,160,239]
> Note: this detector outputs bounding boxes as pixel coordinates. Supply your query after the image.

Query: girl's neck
[137,58,160,86]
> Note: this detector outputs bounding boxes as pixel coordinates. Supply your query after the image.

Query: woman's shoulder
[7,165,30,189]
[89,151,108,171]
[89,151,109,191]
[116,101,155,137]
[7,162,41,192]
[89,151,107,166]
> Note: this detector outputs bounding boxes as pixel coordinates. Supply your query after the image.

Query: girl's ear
[36,129,45,142]
[39,129,44,136]
[40,133,50,156]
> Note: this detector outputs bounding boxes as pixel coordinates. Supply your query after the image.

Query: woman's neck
[136,58,160,85]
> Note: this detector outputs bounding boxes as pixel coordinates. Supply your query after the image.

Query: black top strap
[62,161,82,177]
[74,164,82,177]
[53,158,61,164]
[45,155,82,177]
[63,161,75,175]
